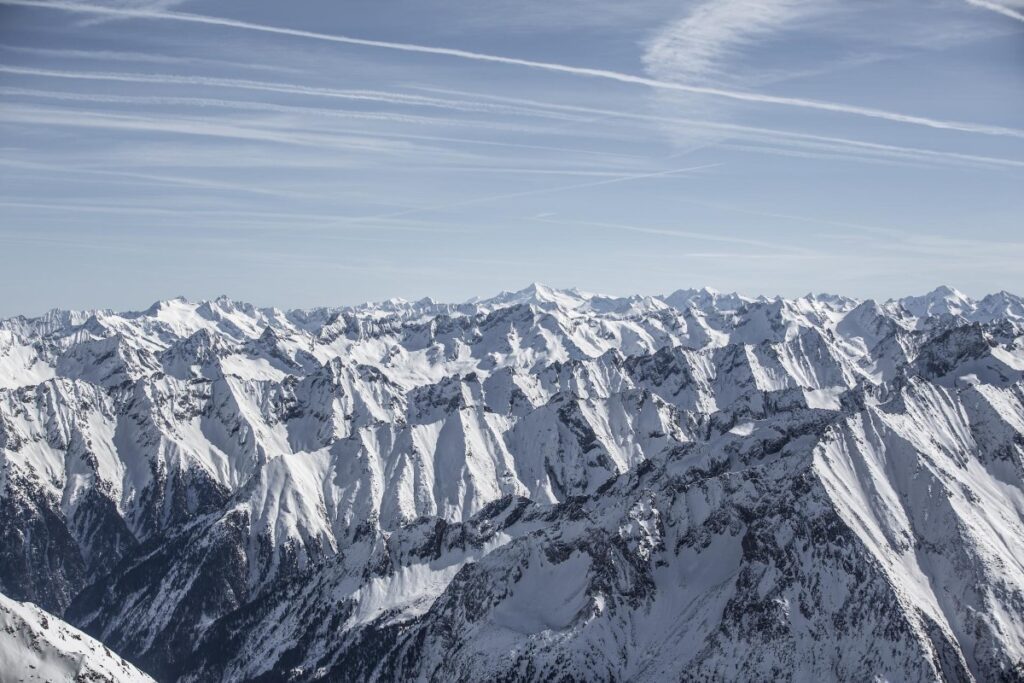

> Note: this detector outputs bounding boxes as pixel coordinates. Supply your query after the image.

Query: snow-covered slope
[1,284,1023,682]
[0,590,154,682]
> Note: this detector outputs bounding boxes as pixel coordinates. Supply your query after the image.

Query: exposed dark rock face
[0,469,87,614]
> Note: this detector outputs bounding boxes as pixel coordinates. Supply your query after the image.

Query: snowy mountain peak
[894,284,972,318]
[480,282,593,310]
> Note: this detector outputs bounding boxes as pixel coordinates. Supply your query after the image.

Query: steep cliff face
[1,285,1023,681]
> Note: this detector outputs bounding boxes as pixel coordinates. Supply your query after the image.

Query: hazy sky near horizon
[0,0,1022,316]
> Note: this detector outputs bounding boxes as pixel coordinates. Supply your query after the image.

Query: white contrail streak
[0,68,646,155]
[4,73,1021,171]
[0,158,324,199]
[0,44,303,74]
[7,66,1020,169]
[0,65,582,121]
[530,215,815,255]
[0,103,644,162]
[4,72,1021,171]
[2,0,1022,139]
[352,164,722,223]
[413,87,1024,171]
[0,104,432,153]
[0,86,585,137]
[965,0,1024,22]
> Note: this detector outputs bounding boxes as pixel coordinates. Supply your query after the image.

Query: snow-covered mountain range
[1,283,1023,681]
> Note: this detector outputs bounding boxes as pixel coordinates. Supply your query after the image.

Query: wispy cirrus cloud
[642,0,823,84]
[71,0,191,26]
[639,0,830,154]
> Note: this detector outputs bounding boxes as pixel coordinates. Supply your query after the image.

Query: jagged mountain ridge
[1,283,1023,682]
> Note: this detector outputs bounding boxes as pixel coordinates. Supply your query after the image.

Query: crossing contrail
[2,0,1023,139]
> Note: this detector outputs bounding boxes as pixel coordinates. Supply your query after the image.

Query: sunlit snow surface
[0,592,154,682]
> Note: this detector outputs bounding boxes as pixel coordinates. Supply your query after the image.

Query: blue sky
[0,0,1022,316]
